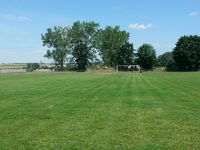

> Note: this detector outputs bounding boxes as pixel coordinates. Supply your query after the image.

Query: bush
[87,66,114,73]
[26,68,34,72]
[166,61,178,71]
[41,66,48,69]
[26,63,40,72]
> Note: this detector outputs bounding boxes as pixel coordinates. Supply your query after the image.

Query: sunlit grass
[0,72,200,149]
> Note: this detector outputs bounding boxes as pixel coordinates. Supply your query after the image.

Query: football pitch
[0,72,200,149]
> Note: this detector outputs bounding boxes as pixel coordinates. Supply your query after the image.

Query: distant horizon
[0,0,200,63]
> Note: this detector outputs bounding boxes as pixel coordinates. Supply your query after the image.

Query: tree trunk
[60,63,64,71]
[60,59,64,71]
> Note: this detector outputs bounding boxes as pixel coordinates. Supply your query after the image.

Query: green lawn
[0,72,200,149]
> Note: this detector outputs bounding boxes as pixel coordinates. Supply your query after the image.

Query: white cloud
[0,13,31,21]
[188,11,199,16]
[129,23,153,30]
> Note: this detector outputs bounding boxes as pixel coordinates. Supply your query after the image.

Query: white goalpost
[116,65,141,72]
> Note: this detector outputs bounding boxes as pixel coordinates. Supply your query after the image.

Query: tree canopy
[41,26,70,70]
[116,42,135,65]
[68,21,100,71]
[157,52,174,67]
[98,26,130,67]
[137,44,157,70]
[40,21,200,72]
[173,35,200,71]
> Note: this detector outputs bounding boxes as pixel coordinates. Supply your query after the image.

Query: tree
[137,44,157,70]
[98,26,130,67]
[157,52,174,67]
[116,42,135,65]
[72,43,88,71]
[41,26,70,71]
[68,21,100,71]
[173,35,200,71]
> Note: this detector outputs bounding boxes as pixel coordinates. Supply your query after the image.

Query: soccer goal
[116,65,141,72]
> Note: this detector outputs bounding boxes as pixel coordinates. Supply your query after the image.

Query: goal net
[116,65,141,72]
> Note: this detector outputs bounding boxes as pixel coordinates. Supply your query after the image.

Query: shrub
[26,63,40,72]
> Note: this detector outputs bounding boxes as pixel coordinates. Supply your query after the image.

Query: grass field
[0,72,200,149]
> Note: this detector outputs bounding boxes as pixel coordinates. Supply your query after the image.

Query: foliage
[41,22,200,72]
[137,44,157,70]
[41,26,70,71]
[157,51,177,71]
[40,66,48,69]
[87,66,114,73]
[116,42,135,65]
[173,35,200,71]
[98,26,130,67]
[72,43,89,71]
[26,63,40,72]
[68,21,100,71]
[157,52,174,67]
[41,22,147,71]
[166,61,178,71]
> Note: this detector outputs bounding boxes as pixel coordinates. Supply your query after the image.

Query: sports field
[0,72,200,149]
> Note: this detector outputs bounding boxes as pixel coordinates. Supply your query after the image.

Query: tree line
[42,21,200,71]
[158,35,200,71]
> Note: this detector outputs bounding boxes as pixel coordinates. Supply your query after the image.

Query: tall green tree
[173,35,200,71]
[98,26,130,67]
[157,51,174,67]
[137,44,157,70]
[68,21,100,71]
[41,26,70,71]
[116,42,135,65]
[72,43,89,71]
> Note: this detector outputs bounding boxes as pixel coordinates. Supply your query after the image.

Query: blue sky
[0,0,200,63]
